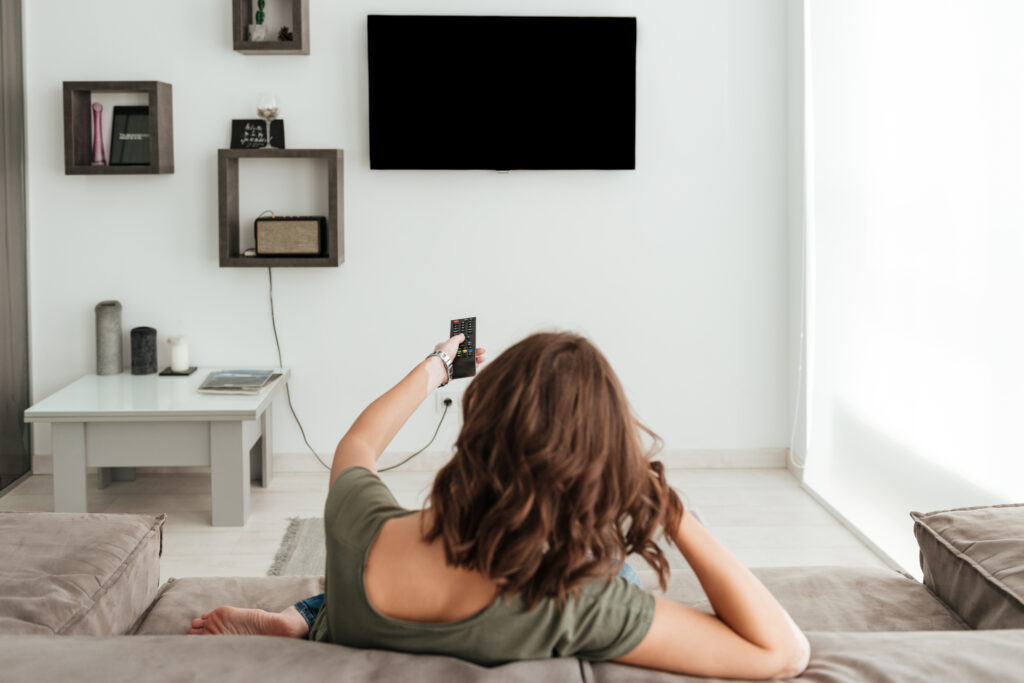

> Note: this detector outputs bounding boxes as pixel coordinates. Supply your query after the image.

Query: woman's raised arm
[614,509,810,680]
[329,335,486,485]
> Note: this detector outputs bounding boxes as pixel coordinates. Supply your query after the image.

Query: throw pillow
[912,503,1024,629]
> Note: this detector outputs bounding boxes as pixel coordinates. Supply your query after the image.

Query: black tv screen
[368,16,637,170]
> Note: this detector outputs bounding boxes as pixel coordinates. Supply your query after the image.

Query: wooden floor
[0,467,888,582]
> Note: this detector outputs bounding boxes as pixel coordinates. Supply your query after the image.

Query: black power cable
[267,267,448,473]
[379,400,450,473]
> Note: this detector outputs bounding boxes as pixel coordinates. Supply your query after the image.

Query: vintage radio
[254,216,327,256]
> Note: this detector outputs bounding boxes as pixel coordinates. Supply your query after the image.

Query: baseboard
[800,480,907,574]
[33,447,788,477]
[661,448,787,469]
[786,452,805,482]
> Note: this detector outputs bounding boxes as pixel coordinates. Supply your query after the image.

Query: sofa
[2,505,1023,682]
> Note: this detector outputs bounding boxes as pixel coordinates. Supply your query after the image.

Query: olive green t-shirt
[308,466,655,666]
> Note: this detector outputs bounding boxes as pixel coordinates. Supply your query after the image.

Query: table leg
[52,422,87,512]
[258,402,274,488]
[210,421,250,526]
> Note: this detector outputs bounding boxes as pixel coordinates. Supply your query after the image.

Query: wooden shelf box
[63,81,174,175]
[217,148,343,268]
[232,0,309,55]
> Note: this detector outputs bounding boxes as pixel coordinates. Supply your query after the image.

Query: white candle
[168,336,189,372]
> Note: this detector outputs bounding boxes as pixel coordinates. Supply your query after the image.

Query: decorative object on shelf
[232,0,309,55]
[95,300,122,375]
[130,326,157,375]
[167,336,189,372]
[217,148,344,268]
[63,81,173,175]
[109,106,151,166]
[90,103,106,166]
[249,0,267,40]
[255,215,327,255]
[256,93,279,149]
[231,119,284,149]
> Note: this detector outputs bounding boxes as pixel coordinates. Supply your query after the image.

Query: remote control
[450,317,476,379]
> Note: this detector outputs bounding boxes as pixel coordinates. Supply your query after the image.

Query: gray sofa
[2,508,1023,682]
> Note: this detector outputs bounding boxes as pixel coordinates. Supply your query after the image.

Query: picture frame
[231,119,285,149]
[109,105,151,165]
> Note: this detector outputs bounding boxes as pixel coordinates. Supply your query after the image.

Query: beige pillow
[0,512,164,635]
[912,503,1024,629]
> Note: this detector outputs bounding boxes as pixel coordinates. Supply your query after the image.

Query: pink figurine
[91,102,106,166]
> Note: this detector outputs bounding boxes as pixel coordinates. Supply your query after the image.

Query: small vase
[90,103,106,166]
[131,327,158,375]
[95,300,122,375]
[249,24,267,41]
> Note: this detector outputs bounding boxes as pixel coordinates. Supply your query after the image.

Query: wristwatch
[426,350,454,386]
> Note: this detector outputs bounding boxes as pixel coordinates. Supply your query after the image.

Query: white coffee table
[24,368,290,526]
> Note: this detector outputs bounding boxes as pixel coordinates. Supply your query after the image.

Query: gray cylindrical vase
[130,326,157,375]
[95,301,123,375]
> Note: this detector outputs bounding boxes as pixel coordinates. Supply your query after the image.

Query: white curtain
[804,0,1024,575]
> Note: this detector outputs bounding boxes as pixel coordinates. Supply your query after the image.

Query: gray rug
[267,502,700,577]
[267,517,326,576]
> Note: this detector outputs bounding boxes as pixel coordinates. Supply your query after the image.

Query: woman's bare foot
[188,605,309,638]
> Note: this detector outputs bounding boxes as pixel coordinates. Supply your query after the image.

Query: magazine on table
[198,369,281,394]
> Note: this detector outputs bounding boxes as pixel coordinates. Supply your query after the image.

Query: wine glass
[257,93,279,148]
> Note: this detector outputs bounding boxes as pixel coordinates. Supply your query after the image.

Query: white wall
[805,0,1024,574]
[24,0,790,463]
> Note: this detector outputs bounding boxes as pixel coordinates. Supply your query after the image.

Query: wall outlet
[435,389,460,413]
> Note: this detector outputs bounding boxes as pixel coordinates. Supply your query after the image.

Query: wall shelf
[232,0,309,55]
[217,148,343,268]
[62,81,174,175]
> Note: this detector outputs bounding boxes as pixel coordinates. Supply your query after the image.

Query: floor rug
[267,517,325,576]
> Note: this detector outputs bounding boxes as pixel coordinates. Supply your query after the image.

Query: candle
[168,336,189,372]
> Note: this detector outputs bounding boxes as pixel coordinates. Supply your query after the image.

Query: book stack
[198,369,281,395]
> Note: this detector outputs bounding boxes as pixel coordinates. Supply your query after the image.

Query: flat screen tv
[368,15,636,170]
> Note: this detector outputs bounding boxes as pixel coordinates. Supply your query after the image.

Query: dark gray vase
[95,301,123,375]
[130,327,157,375]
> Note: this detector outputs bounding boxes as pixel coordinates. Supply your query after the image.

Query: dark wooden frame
[1,0,30,492]
[232,0,309,55]
[62,81,174,175]
[218,148,343,267]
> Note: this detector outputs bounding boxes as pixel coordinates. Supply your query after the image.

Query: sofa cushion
[587,629,1024,682]
[2,634,587,683]
[912,503,1024,629]
[134,575,325,634]
[0,512,164,635]
[662,565,965,631]
[3,630,1024,683]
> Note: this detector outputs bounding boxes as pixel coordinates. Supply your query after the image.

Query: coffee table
[23,368,290,526]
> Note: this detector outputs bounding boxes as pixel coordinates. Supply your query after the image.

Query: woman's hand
[432,336,488,368]
[433,334,465,361]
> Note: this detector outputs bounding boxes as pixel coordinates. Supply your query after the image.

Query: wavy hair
[424,332,683,608]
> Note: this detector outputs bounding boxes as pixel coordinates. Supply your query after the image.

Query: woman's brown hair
[424,331,684,607]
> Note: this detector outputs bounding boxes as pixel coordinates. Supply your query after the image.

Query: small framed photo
[110,106,151,165]
[231,119,285,149]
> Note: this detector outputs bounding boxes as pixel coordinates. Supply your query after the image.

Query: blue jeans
[294,561,643,629]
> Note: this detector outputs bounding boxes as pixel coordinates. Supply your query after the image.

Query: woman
[191,332,810,679]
